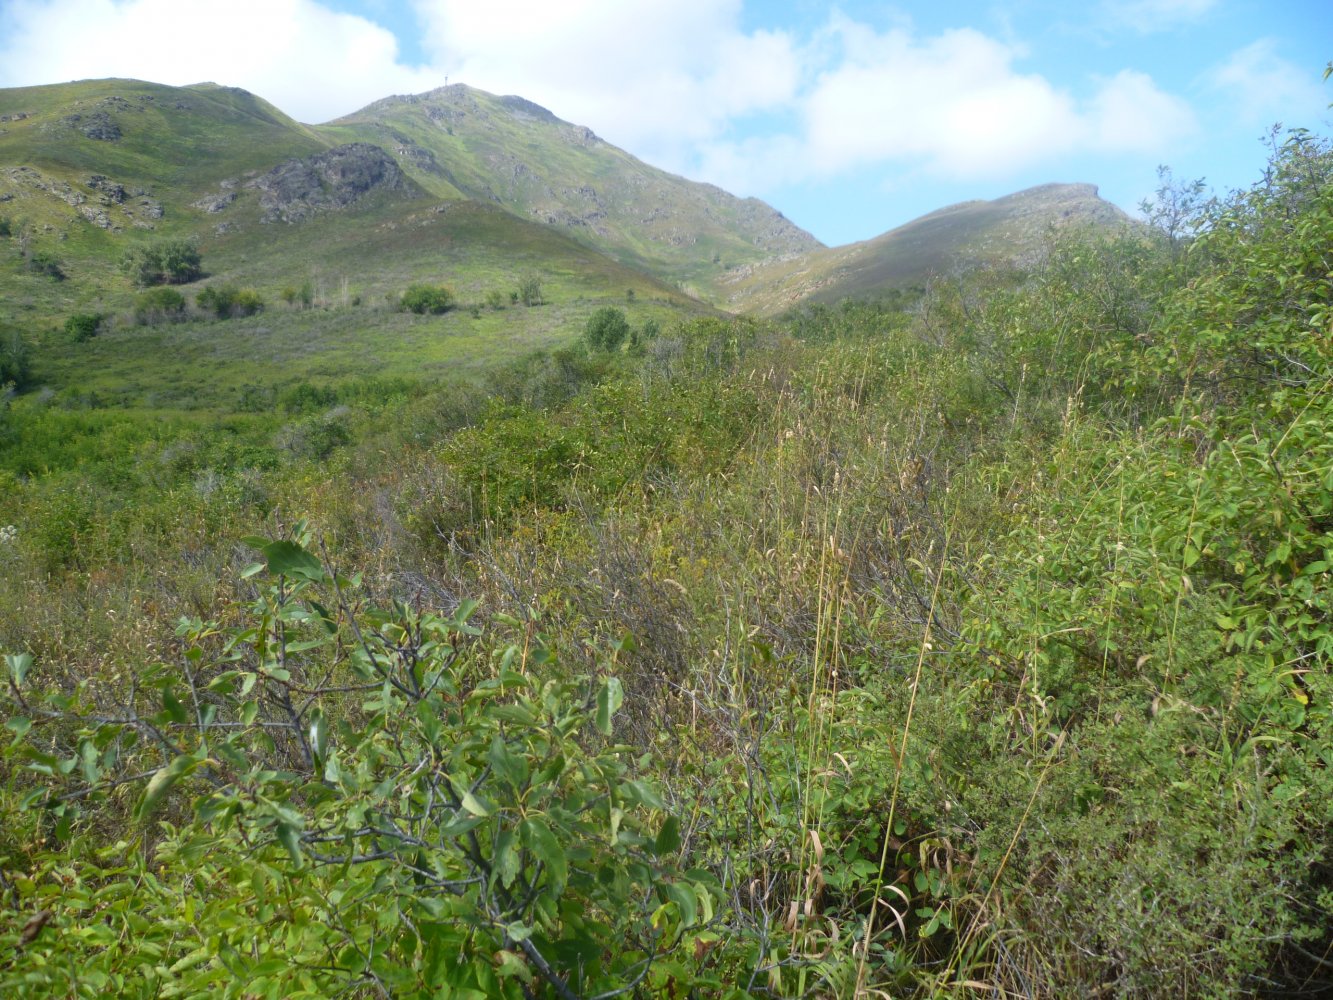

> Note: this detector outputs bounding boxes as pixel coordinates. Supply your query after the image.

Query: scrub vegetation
[0,82,1331,999]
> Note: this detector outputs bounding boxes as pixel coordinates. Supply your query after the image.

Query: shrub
[280,281,314,308]
[584,306,630,352]
[133,286,188,324]
[26,250,64,280]
[484,289,506,311]
[197,284,264,319]
[517,274,543,306]
[121,239,203,286]
[63,313,103,342]
[0,217,10,238]
[400,283,454,315]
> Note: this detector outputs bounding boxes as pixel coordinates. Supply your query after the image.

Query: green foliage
[132,286,188,324]
[584,305,630,352]
[0,216,10,238]
[0,325,31,388]
[517,273,544,306]
[400,283,455,315]
[120,238,203,287]
[197,284,265,319]
[279,281,314,308]
[484,288,506,310]
[63,313,103,342]
[1,534,718,998]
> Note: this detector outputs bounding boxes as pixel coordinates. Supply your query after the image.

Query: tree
[584,306,630,352]
[121,239,203,286]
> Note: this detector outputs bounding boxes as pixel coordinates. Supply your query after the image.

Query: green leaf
[276,822,304,866]
[595,677,624,737]
[261,541,325,582]
[136,754,198,821]
[309,710,328,765]
[663,882,698,926]
[458,788,490,818]
[162,687,189,725]
[521,817,567,894]
[5,652,33,687]
[654,815,682,857]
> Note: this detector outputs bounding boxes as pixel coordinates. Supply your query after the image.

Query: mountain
[0,78,819,318]
[322,84,822,298]
[720,183,1132,314]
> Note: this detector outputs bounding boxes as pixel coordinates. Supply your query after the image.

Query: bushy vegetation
[1,130,1331,998]
[400,283,455,315]
[133,286,188,324]
[120,238,203,286]
[197,283,265,319]
[63,312,103,342]
[584,304,629,351]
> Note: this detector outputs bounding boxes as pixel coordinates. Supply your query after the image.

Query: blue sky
[0,0,1328,245]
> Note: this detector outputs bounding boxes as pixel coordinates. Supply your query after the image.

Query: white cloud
[695,21,1196,193]
[408,0,799,165]
[1101,0,1218,33]
[0,0,439,122]
[1206,39,1327,126]
[1087,70,1197,152]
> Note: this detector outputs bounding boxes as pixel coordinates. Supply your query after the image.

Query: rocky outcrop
[248,143,416,223]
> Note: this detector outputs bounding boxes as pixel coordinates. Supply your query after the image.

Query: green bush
[400,283,454,315]
[280,281,314,308]
[121,239,203,286]
[133,286,188,324]
[0,217,10,238]
[63,313,103,342]
[197,284,264,319]
[517,274,543,306]
[584,306,630,352]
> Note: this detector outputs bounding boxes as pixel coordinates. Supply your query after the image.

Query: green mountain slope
[721,183,1131,314]
[323,84,822,298]
[0,78,705,329]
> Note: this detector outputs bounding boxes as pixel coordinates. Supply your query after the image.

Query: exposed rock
[192,191,237,213]
[87,175,126,203]
[79,112,121,141]
[247,143,415,223]
[78,204,113,229]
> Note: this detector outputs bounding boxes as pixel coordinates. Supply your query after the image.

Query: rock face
[248,143,415,223]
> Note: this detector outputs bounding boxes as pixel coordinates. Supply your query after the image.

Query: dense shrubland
[0,131,1330,997]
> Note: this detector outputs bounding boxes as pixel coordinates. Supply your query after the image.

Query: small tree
[122,239,203,286]
[584,306,630,352]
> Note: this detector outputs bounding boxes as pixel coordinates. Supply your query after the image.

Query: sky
[0,0,1328,246]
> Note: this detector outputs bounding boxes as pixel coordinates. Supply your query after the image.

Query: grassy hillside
[724,182,1130,313]
[324,84,822,298]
